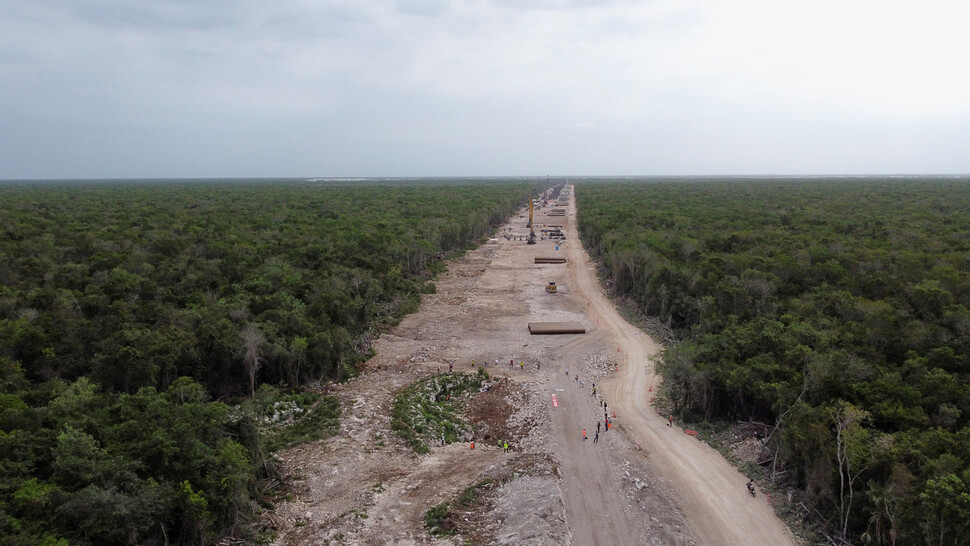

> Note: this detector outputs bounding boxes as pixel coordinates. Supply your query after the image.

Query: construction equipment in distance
[544,228,565,240]
[545,281,557,293]
[527,198,537,245]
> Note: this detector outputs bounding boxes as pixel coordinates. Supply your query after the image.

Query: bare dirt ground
[269,187,796,545]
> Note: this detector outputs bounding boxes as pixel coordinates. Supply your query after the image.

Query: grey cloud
[488,0,618,10]
[395,0,451,17]
[1,0,968,178]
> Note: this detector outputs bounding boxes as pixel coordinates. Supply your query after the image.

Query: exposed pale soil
[269,187,796,545]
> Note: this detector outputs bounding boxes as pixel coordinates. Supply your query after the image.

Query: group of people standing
[464,356,541,371]
[584,407,611,444]
[573,367,612,445]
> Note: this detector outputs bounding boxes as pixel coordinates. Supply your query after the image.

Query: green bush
[424,502,455,536]
[391,372,483,453]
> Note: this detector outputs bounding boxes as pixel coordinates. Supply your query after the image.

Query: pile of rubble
[444,454,567,546]
[581,351,619,379]
[730,439,766,464]
[408,346,436,363]
[614,459,697,546]
[504,381,550,452]
[465,378,547,452]
[722,422,771,464]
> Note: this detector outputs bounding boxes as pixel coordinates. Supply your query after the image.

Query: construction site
[269,185,795,545]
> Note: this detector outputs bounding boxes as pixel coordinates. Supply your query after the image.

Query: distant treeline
[0,180,534,544]
[576,179,970,545]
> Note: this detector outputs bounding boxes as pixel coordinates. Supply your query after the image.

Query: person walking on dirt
[565,367,569,376]
[668,415,673,427]
[583,428,587,441]
[449,363,453,373]
[441,433,446,446]
[594,431,599,443]
[504,441,509,453]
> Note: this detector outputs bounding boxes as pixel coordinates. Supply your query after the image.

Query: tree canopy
[576,178,970,544]
[0,178,534,544]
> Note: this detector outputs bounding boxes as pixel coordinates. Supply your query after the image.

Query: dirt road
[559,188,796,545]
[271,185,795,545]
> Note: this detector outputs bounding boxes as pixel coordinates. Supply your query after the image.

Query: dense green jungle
[0,179,535,545]
[576,178,970,545]
[4,176,969,545]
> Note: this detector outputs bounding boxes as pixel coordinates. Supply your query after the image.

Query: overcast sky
[2,0,969,179]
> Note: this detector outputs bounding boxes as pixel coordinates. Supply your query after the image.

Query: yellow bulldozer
[545,281,557,293]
